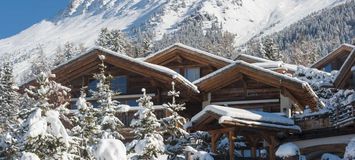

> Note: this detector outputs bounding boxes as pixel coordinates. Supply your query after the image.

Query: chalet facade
[21,43,355,160]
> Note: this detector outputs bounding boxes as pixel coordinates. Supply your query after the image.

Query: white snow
[20,152,40,160]
[344,137,355,159]
[145,43,234,64]
[275,143,300,158]
[24,108,71,147]
[0,0,347,83]
[321,153,341,160]
[94,139,127,160]
[184,146,214,160]
[186,105,300,131]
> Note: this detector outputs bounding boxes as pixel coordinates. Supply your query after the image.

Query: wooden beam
[228,129,235,160]
[281,88,302,109]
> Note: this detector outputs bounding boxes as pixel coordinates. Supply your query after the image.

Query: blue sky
[0,0,69,39]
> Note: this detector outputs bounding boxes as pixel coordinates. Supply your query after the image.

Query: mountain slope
[0,0,346,83]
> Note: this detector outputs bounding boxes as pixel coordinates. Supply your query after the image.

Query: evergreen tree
[96,28,133,56]
[259,38,283,61]
[71,87,100,159]
[128,88,164,159]
[20,72,77,159]
[0,62,20,159]
[91,55,125,140]
[0,62,19,132]
[161,82,189,160]
[30,45,51,78]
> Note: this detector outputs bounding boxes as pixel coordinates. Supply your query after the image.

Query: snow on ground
[344,137,355,159]
[321,153,341,160]
[20,152,40,160]
[94,139,127,160]
[275,142,300,158]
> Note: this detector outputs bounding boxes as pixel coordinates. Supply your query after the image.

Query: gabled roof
[24,47,199,93]
[193,60,319,110]
[334,49,355,88]
[311,44,355,69]
[186,105,301,132]
[144,43,234,68]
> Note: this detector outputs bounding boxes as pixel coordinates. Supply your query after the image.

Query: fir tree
[0,62,20,159]
[128,88,164,159]
[96,28,133,56]
[0,62,19,132]
[161,82,189,159]
[259,38,283,61]
[91,55,125,140]
[21,72,77,159]
[71,87,100,159]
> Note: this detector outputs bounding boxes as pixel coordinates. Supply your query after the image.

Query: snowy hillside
[0,0,346,83]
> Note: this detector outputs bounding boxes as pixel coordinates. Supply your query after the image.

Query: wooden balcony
[295,101,355,131]
[330,101,355,128]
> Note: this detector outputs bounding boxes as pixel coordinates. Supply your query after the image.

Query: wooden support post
[210,133,218,154]
[251,146,257,158]
[268,136,277,160]
[228,130,235,160]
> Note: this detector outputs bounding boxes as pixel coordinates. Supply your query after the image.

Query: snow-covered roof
[144,43,234,64]
[186,105,301,132]
[24,46,199,93]
[253,61,298,72]
[334,48,355,88]
[193,60,319,110]
[311,43,355,68]
[235,54,273,63]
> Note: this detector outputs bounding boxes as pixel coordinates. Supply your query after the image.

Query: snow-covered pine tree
[91,55,125,140]
[0,62,19,132]
[259,38,283,61]
[96,28,133,56]
[161,82,189,159]
[71,87,100,159]
[128,88,164,159]
[0,62,20,159]
[21,72,77,159]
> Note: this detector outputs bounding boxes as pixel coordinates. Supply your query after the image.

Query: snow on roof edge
[187,105,300,131]
[21,46,199,93]
[144,43,234,63]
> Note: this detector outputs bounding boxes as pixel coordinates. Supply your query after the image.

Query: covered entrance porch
[186,105,301,160]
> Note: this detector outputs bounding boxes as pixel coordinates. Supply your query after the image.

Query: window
[324,64,332,72]
[111,76,127,94]
[88,79,98,96]
[127,99,138,106]
[184,67,200,81]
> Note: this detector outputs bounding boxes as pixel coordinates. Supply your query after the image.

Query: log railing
[330,101,355,128]
[294,101,355,130]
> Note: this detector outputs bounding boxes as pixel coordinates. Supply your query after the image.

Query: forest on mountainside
[242,0,355,65]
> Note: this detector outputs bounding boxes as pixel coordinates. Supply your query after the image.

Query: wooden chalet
[311,43,355,89]
[20,43,355,159]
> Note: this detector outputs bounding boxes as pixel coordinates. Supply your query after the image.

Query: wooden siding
[209,77,281,112]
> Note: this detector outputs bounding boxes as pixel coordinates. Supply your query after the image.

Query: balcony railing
[330,101,355,128]
[294,101,355,130]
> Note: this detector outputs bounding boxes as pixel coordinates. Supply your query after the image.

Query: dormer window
[184,67,200,81]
